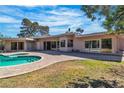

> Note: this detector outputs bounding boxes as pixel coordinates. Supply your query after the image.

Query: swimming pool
[0,54,41,67]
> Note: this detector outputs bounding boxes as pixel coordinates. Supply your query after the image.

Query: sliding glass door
[11,42,24,51]
[18,42,24,50]
[11,42,17,50]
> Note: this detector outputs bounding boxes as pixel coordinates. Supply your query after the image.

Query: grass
[0,59,124,88]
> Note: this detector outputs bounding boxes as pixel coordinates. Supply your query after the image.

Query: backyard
[0,59,124,88]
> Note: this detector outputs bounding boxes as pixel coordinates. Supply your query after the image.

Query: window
[18,42,24,50]
[68,40,73,47]
[11,42,17,50]
[92,40,99,48]
[85,41,91,48]
[51,41,56,48]
[102,38,112,49]
[85,40,100,48]
[61,40,65,47]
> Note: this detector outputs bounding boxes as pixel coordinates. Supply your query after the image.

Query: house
[1,32,124,54]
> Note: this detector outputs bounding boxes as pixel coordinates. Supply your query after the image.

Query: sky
[0,5,106,37]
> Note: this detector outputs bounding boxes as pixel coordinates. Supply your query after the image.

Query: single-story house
[1,32,124,54]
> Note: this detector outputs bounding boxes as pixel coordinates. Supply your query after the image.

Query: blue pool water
[0,54,41,67]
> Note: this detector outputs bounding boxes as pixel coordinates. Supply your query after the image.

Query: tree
[65,28,71,33]
[81,5,124,34]
[38,25,49,35]
[17,18,49,37]
[0,33,5,50]
[0,32,4,38]
[76,28,84,34]
[0,32,9,38]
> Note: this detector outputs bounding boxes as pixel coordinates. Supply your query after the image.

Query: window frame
[67,40,73,47]
[101,38,112,49]
[61,40,66,47]
[91,40,100,48]
[11,42,17,50]
[51,41,56,48]
[85,41,91,48]
[85,40,100,49]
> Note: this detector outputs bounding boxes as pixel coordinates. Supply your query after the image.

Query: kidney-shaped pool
[0,54,41,67]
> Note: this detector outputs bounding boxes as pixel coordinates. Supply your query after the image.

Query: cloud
[0,15,20,23]
[50,27,67,35]
[46,6,83,18]
[0,6,24,18]
[0,5,105,37]
[0,23,20,37]
[48,9,81,17]
[83,21,106,34]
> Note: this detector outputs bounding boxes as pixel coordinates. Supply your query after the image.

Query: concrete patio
[0,51,85,78]
[0,51,123,78]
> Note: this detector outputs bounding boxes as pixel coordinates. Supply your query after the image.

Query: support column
[99,39,102,52]
[112,37,118,53]
[65,39,68,51]
[24,41,27,51]
[17,42,18,51]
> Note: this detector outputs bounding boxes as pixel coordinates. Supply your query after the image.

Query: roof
[0,38,34,41]
[33,32,75,39]
[0,32,108,40]
[75,32,107,37]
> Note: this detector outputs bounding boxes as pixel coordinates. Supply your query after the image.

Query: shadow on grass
[66,77,123,88]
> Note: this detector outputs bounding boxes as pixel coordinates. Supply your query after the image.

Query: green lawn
[0,59,124,88]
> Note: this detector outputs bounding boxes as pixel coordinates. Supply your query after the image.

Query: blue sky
[0,5,106,37]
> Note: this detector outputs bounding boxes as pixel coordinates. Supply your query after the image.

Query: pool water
[0,54,41,67]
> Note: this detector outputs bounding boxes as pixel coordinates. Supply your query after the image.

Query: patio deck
[0,51,123,78]
[0,51,84,78]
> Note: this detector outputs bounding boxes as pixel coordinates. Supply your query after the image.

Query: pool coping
[0,51,85,79]
[0,55,44,68]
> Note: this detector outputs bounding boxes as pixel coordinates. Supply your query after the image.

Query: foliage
[0,32,10,39]
[76,28,84,34]
[17,18,49,37]
[65,28,84,34]
[81,5,124,34]
[0,32,4,38]
[0,33,5,50]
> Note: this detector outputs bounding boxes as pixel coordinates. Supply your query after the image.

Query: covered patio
[0,38,35,52]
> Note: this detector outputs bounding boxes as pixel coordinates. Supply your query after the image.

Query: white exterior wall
[36,40,44,50]
[112,36,118,53]
[2,34,121,53]
[73,38,84,52]
[4,41,11,51]
[24,41,27,51]
[26,41,36,51]
[117,35,124,52]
